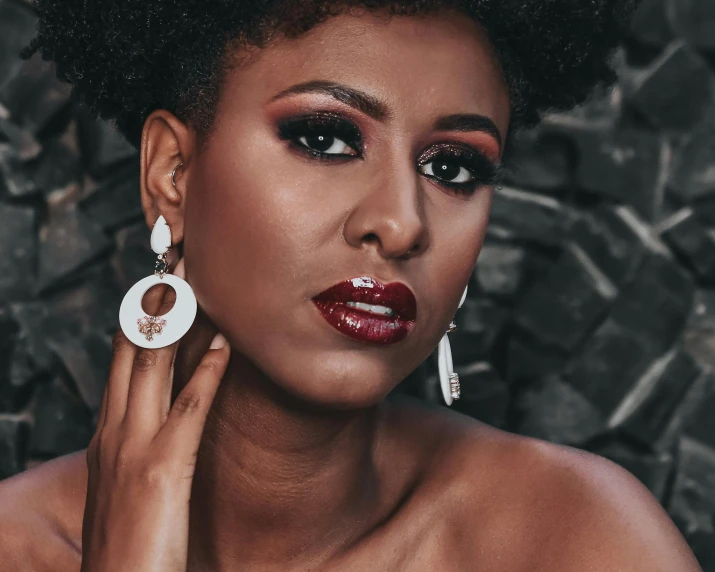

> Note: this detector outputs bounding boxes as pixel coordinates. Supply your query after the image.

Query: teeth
[345,301,396,317]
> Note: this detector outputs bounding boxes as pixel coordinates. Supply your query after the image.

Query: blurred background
[0,0,714,567]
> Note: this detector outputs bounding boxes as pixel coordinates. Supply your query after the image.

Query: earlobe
[140,109,194,244]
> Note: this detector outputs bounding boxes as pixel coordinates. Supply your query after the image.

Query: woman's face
[180,10,510,407]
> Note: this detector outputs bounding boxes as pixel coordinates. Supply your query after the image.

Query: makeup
[312,276,417,345]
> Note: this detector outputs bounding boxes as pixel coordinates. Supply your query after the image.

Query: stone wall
[0,0,714,567]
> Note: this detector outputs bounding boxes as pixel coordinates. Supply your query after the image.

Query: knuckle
[174,392,202,414]
[138,463,170,489]
[95,431,111,458]
[198,357,223,373]
[114,441,134,472]
[134,348,159,372]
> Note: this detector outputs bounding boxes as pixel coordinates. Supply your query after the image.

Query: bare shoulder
[0,450,87,572]
[398,398,703,572]
[516,440,702,571]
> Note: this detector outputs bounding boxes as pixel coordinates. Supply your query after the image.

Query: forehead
[222,11,511,138]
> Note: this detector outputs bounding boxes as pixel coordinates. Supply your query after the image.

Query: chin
[262,347,405,410]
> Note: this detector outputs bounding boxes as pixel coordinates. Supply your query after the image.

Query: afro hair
[21,0,641,150]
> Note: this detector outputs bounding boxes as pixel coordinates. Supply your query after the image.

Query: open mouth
[344,301,396,317]
[311,276,417,345]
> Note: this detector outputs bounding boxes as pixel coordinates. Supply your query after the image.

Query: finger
[101,329,138,429]
[142,277,175,316]
[157,333,230,456]
[158,258,186,424]
[122,260,185,436]
[95,374,109,429]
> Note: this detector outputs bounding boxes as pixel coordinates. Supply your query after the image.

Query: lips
[311,276,417,345]
[313,276,417,321]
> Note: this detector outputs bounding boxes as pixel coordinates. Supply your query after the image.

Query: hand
[80,259,230,572]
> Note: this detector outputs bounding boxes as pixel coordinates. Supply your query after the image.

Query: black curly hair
[21,0,640,153]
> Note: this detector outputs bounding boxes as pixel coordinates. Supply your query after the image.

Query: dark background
[1,0,715,567]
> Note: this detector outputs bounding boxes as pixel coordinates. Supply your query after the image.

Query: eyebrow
[270,80,392,121]
[269,80,502,150]
[432,115,502,150]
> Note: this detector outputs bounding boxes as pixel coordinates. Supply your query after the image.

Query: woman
[0,1,703,570]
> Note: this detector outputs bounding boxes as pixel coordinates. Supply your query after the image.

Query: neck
[173,318,391,571]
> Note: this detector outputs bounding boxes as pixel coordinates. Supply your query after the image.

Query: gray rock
[79,162,143,232]
[669,124,715,205]
[448,297,510,365]
[77,112,138,179]
[46,329,112,414]
[501,125,574,193]
[513,243,617,352]
[564,317,666,417]
[627,41,715,133]
[451,361,510,429]
[0,52,72,135]
[8,301,52,372]
[573,126,666,222]
[668,437,715,536]
[37,204,113,294]
[0,414,30,479]
[684,371,715,449]
[506,333,570,383]
[567,204,648,288]
[628,0,675,49]
[29,377,93,458]
[0,202,36,302]
[670,0,715,51]
[474,241,527,301]
[487,186,565,247]
[609,251,695,356]
[512,375,606,446]
[0,0,37,92]
[614,348,707,452]
[113,221,153,292]
[29,140,83,195]
[660,208,715,285]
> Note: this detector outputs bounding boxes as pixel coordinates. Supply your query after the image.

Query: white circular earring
[438,284,468,406]
[118,215,197,349]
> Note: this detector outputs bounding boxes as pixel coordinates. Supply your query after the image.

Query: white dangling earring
[118,214,197,348]
[438,284,468,406]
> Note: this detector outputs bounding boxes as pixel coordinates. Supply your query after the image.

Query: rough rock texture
[0,0,714,567]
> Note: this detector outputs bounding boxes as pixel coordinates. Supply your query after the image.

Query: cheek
[181,125,343,346]
[429,187,493,315]
[443,188,494,272]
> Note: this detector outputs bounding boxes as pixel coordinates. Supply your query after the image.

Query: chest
[325,505,490,572]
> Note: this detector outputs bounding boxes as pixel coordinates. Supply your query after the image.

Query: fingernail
[210,332,227,349]
[173,258,186,279]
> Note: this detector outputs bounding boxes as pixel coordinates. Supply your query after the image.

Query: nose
[343,159,429,260]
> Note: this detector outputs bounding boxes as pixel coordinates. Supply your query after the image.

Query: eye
[298,133,353,155]
[277,113,363,159]
[420,160,473,184]
[418,145,502,195]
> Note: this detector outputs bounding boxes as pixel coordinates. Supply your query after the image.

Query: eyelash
[276,114,502,195]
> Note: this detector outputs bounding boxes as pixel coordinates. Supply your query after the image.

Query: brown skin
[0,10,703,572]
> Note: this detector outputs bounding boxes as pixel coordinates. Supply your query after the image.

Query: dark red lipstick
[312,276,417,345]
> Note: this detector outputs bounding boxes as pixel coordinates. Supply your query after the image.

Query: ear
[139,109,195,245]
